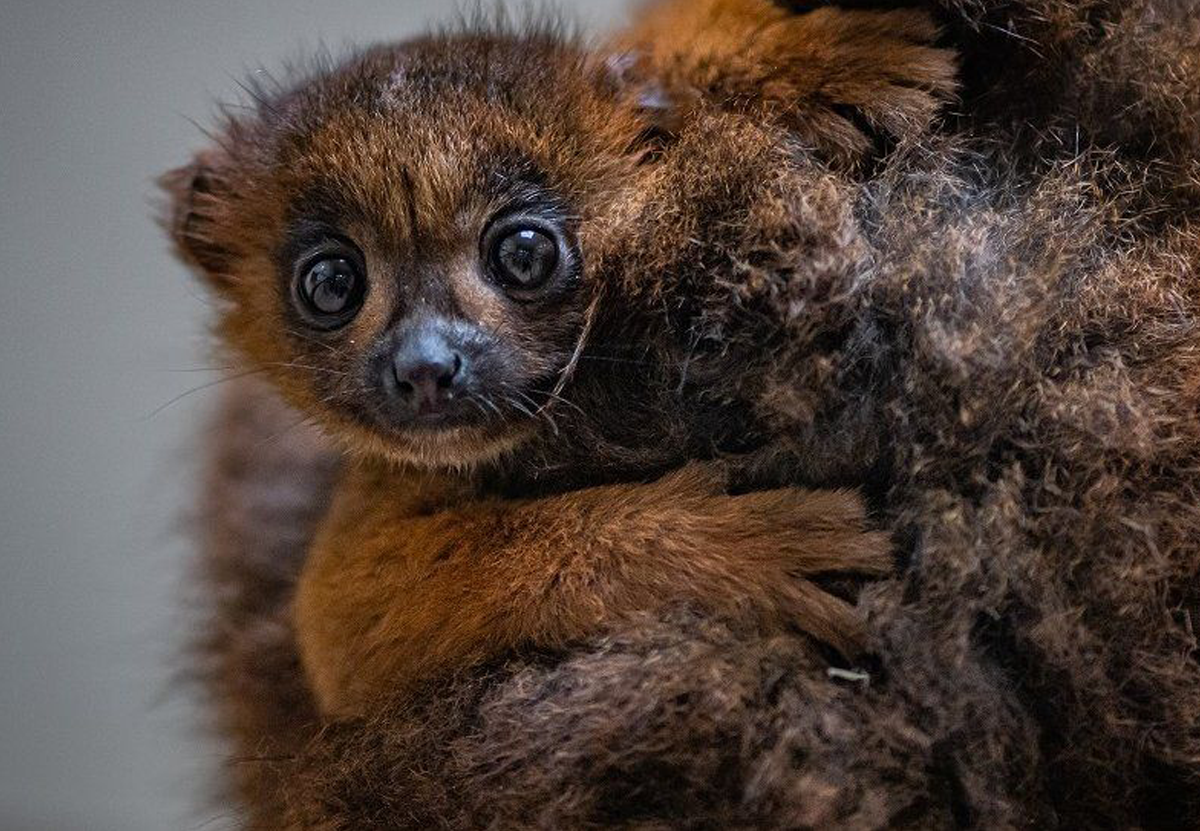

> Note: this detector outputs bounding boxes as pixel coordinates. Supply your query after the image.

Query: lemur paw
[648,463,893,654]
[611,0,958,169]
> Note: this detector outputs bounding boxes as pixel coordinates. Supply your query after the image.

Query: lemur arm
[295,461,890,716]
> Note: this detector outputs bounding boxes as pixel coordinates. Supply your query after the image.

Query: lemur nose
[389,328,465,414]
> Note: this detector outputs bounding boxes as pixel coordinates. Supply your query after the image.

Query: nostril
[387,324,467,409]
[390,352,463,402]
[390,357,419,398]
[437,353,463,389]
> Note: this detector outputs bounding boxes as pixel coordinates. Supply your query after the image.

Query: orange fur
[295,460,891,715]
[610,0,957,165]
[162,0,959,720]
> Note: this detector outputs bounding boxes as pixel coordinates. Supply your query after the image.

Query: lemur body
[165,0,955,715]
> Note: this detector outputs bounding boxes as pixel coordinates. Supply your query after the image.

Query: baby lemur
[164,0,955,716]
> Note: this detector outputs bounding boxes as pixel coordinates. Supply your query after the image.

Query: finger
[775,578,867,656]
[780,530,895,575]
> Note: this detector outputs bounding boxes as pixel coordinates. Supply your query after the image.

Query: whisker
[463,394,490,421]
[501,394,535,420]
[576,355,655,366]
[550,291,600,400]
[142,367,268,419]
[503,386,542,412]
[503,393,558,435]
[506,393,556,437]
[284,328,345,356]
[255,413,322,449]
[317,386,371,408]
[500,384,567,426]
[537,388,586,418]
[267,361,350,378]
[468,392,503,421]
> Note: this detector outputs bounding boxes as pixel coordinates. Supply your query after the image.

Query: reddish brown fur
[177,0,1200,828]
[166,0,951,721]
[297,460,888,714]
[612,1,957,166]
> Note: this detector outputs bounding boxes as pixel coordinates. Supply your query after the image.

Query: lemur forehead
[280,120,568,256]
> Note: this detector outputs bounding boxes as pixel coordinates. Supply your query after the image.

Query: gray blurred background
[0,1,626,828]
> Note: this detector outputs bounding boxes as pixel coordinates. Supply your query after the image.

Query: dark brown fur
[181,0,1200,828]
[166,1,944,719]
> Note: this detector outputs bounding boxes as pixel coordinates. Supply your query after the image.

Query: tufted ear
[158,149,236,285]
[597,49,689,160]
[605,0,957,170]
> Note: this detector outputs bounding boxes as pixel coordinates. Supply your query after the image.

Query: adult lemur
[177,0,1200,827]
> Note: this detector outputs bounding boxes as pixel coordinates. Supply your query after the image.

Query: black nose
[388,327,466,416]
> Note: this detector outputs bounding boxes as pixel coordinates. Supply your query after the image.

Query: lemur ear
[599,50,689,159]
[158,150,235,284]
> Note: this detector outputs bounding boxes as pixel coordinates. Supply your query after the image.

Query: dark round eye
[489,227,559,289]
[296,257,365,327]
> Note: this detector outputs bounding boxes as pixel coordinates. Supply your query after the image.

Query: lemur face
[164,3,955,470]
[270,147,586,467]
[164,35,651,468]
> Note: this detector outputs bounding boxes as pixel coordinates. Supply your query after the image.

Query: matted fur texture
[190,0,1200,828]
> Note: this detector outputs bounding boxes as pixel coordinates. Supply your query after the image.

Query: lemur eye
[295,257,365,328]
[488,227,559,289]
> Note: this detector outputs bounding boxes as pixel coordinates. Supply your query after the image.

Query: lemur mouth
[346,360,571,465]
[369,398,491,436]
[368,332,567,438]
[373,418,539,469]
[360,381,549,450]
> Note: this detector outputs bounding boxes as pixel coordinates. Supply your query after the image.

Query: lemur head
[163,2,954,471]
[164,30,656,468]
